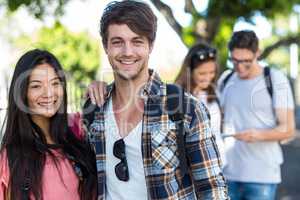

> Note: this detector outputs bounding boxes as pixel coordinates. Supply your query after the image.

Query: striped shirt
[83,69,228,200]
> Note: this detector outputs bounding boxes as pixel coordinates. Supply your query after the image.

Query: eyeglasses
[228,57,255,66]
[113,139,129,181]
[194,48,217,61]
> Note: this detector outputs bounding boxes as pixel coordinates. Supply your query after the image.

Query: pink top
[0,150,80,200]
[68,112,85,140]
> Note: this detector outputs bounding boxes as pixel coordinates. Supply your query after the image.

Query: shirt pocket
[151,121,179,170]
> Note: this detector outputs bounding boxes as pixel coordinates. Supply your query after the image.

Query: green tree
[2,0,300,69]
[18,22,100,83]
[0,0,71,18]
[17,22,100,110]
[150,0,300,68]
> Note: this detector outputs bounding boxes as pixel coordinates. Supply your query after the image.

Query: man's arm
[185,99,228,199]
[234,108,295,142]
[234,69,295,143]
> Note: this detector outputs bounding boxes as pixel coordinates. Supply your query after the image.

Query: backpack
[220,66,273,98]
[83,84,190,177]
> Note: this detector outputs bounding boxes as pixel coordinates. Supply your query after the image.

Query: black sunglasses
[194,48,217,61]
[113,139,129,181]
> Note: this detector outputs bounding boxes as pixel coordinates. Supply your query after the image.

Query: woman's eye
[29,85,41,89]
[52,81,61,86]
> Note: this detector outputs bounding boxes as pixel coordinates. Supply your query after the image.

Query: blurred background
[0,0,300,199]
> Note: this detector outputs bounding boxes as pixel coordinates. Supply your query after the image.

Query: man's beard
[113,63,146,81]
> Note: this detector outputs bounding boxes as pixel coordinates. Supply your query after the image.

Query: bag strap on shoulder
[166,84,188,177]
[220,70,235,92]
[220,67,273,98]
[263,67,273,98]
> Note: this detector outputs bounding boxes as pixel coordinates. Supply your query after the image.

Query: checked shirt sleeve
[185,99,228,199]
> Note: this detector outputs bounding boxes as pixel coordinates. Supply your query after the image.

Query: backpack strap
[166,84,188,177]
[82,98,99,140]
[220,70,235,92]
[220,67,273,98]
[263,67,273,98]
[83,85,190,177]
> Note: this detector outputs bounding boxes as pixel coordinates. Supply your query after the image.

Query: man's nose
[233,60,244,69]
[122,43,134,56]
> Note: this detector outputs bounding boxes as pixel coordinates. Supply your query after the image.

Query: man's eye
[112,41,122,45]
[134,40,143,44]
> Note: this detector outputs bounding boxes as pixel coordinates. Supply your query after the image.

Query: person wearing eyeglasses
[174,43,226,167]
[83,1,228,200]
[218,30,295,200]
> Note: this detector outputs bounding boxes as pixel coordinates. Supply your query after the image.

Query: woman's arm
[0,151,9,200]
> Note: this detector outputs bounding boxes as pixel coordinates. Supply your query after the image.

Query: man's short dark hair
[100,0,157,48]
[228,30,259,53]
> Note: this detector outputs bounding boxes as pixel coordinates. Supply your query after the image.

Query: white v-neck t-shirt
[105,98,148,200]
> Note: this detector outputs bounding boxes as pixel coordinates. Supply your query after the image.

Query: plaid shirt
[84,70,228,200]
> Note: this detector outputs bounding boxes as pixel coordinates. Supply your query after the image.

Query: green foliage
[213,20,234,70]
[2,0,71,18]
[182,25,196,47]
[3,0,300,75]
[207,0,300,19]
[18,22,100,83]
[16,22,100,111]
[180,0,300,71]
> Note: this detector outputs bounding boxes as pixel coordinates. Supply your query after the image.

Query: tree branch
[205,16,221,43]
[150,0,183,42]
[184,0,197,14]
[259,35,300,59]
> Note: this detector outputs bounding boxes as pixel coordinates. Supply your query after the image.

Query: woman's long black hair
[0,49,97,200]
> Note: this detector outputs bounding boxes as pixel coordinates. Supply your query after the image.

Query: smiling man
[219,30,295,200]
[83,1,228,200]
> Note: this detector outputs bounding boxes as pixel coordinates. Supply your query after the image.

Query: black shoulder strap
[263,67,273,98]
[166,84,185,120]
[166,84,188,177]
[82,98,98,130]
[221,68,273,98]
[220,70,235,92]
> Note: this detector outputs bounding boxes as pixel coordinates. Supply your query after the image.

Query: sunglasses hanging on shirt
[113,139,129,181]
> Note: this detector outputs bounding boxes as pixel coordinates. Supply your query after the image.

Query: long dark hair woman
[175,43,226,167]
[0,49,97,200]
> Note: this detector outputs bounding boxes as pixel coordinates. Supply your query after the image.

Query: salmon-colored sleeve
[0,150,9,200]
